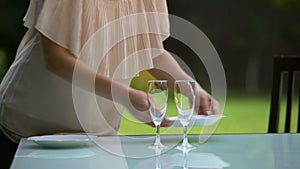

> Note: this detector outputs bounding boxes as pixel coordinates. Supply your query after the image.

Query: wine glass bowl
[147,80,168,149]
[174,80,196,148]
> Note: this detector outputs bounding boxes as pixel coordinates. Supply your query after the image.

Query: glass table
[10,134,300,169]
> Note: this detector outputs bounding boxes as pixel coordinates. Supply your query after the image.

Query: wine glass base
[148,143,168,150]
[176,145,195,152]
[176,142,193,149]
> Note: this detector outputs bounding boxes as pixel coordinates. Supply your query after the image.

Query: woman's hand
[128,88,172,127]
[195,84,220,115]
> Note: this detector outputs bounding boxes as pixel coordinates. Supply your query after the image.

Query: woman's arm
[148,51,219,115]
[40,34,122,101]
[40,34,172,126]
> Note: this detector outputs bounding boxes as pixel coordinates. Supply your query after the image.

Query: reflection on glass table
[132,146,228,169]
[25,148,96,159]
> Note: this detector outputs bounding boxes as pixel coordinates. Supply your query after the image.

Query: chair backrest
[268,55,300,133]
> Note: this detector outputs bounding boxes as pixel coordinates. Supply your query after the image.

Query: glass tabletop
[10,134,300,169]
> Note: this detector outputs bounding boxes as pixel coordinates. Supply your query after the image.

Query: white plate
[28,134,97,148]
[168,114,225,127]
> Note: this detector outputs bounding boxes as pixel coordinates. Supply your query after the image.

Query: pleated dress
[0,0,170,142]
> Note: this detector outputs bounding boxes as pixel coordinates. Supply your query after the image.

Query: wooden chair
[268,55,300,133]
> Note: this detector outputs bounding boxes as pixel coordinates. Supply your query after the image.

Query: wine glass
[174,80,196,148]
[147,80,168,149]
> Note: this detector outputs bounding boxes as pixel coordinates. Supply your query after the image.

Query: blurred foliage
[0,0,299,90]
[0,49,8,81]
[0,0,29,64]
[271,0,300,10]
[165,0,300,91]
[130,71,156,91]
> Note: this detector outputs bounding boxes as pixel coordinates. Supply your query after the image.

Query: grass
[118,71,299,135]
[118,91,272,135]
[215,91,271,134]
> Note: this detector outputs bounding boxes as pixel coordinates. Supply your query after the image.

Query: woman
[0,0,218,143]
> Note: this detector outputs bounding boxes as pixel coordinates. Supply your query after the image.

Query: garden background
[1,0,299,134]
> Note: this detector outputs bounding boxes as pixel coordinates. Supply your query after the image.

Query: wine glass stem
[155,125,161,145]
[183,125,188,146]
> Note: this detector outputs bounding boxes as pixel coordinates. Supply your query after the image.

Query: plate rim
[27,134,97,142]
[168,114,225,126]
[167,114,225,121]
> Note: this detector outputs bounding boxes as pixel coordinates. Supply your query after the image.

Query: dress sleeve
[23,0,83,56]
[23,0,170,79]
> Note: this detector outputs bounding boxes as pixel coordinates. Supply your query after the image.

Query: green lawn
[119,89,299,135]
[119,91,268,135]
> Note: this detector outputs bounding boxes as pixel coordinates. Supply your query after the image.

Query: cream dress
[0,0,169,142]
